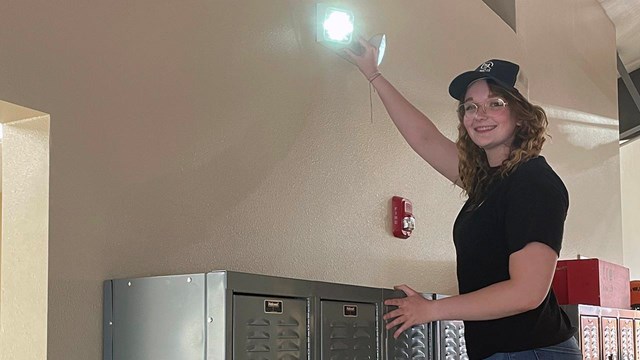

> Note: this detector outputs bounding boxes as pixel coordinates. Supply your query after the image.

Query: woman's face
[462,80,518,164]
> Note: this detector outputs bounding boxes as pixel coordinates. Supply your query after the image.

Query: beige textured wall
[622,138,640,280]
[0,101,50,360]
[518,0,622,262]
[0,1,620,359]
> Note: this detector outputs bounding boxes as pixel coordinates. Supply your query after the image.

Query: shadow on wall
[91,2,366,278]
[540,103,621,260]
[542,104,619,172]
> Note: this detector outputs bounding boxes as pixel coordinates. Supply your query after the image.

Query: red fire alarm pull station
[392,196,415,239]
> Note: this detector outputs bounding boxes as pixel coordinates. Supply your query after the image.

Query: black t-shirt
[453,156,576,359]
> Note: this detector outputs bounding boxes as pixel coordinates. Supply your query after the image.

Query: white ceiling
[598,0,640,73]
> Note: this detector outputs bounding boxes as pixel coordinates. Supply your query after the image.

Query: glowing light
[322,8,354,44]
[315,4,387,67]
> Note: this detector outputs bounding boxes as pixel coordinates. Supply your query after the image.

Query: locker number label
[343,305,358,317]
[264,300,283,314]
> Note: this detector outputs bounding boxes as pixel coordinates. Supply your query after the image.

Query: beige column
[0,100,50,360]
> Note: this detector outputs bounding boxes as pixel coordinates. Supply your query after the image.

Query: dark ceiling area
[619,67,640,141]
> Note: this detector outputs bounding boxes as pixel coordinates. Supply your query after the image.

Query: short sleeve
[504,174,569,256]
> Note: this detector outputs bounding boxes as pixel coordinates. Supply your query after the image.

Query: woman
[345,39,580,359]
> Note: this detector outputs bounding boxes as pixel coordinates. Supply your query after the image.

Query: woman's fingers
[394,322,414,339]
[340,37,380,79]
[385,314,406,330]
[394,284,419,296]
[382,307,402,321]
[357,36,375,51]
[384,297,404,307]
[342,48,356,61]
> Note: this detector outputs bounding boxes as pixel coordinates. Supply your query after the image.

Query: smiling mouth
[474,125,497,133]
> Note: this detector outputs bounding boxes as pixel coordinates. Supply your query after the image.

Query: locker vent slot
[248,331,270,339]
[248,319,270,326]
[278,341,300,351]
[278,318,299,326]
[247,344,270,352]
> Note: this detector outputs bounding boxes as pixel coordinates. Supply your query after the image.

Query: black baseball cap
[448,59,520,101]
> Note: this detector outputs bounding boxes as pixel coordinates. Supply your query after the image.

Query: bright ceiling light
[323,9,354,44]
[316,4,387,67]
[317,4,354,46]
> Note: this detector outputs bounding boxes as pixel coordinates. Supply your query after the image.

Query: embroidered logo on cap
[478,61,493,72]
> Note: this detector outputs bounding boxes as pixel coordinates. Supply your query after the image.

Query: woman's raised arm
[345,38,460,185]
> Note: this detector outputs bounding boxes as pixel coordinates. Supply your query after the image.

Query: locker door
[602,317,619,360]
[580,315,600,360]
[321,301,377,360]
[620,318,634,360]
[233,295,307,360]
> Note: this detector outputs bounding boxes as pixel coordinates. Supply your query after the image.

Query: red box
[552,258,631,309]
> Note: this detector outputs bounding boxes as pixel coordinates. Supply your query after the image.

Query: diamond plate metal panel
[438,321,468,360]
[385,291,434,360]
[112,274,206,360]
[602,317,619,360]
[635,319,640,360]
[321,301,376,360]
[390,323,431,360]
[580,315,600,360]
[620,318,635,360]
[233,295,307,360]
[432,294,468,360]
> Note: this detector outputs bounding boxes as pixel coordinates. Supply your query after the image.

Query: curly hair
[456,80,549,207]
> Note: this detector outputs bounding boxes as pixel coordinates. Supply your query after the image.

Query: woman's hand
[343,37,380,80]
[383,284,436,338]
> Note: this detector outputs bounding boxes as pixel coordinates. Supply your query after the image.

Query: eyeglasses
[458,97,508,118]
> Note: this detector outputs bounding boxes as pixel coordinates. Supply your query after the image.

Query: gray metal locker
[620,317,635,360]
[383,291,467,360]
[384,290,432,360]
[105,270,387,360]
[561,304,640,360]
[233,295,307,360]
[320,301,377,360]
[106,274,207,360]
[432,320,467,360]
[431,295,467,360]
[389,322,431,360]
[602,316,620,360]
[104,270,468,360]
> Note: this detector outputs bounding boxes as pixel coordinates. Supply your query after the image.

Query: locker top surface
[107,270,387,302]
